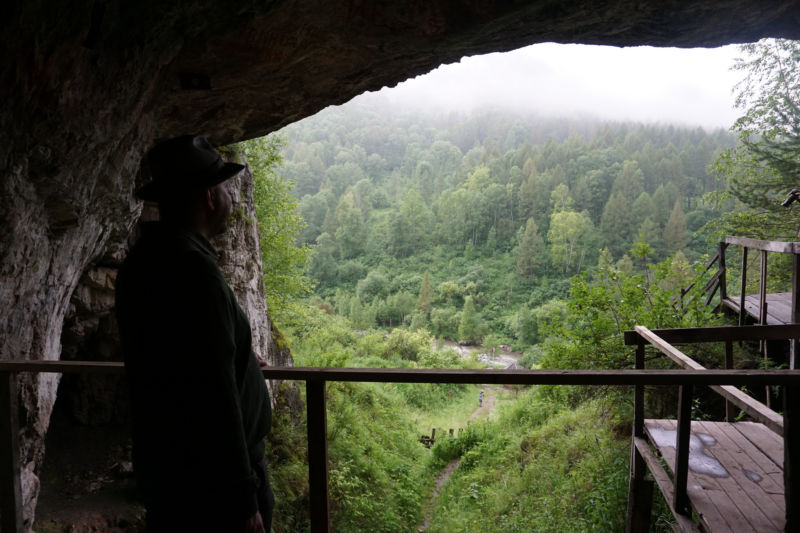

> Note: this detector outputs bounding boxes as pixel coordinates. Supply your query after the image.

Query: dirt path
[417,458,459,532]
[417,385,499,532]
[469,385,497,421]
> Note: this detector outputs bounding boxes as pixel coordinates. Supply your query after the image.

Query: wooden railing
[3,356,800,532]
[624,323,800,532]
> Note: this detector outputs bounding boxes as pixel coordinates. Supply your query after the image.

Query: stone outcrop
[2,0,800,528]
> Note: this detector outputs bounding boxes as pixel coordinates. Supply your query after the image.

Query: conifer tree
[664,201,688,253]
[417,270,434,317]
[516,217,545,279]
[458,295,479,343]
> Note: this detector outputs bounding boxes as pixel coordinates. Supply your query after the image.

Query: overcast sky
[356,43,744,130]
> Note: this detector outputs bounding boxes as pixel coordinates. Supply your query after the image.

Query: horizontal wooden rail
[3,359,800,532]
[2,361,800,386]
[725,236,800,254]
[623,324,800,345]
[633,437,700,533]
[631,326,784,434]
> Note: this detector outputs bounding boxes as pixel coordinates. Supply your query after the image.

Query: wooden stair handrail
[632,325,784,434]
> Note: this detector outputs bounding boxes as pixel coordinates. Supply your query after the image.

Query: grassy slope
[425,390,631,533]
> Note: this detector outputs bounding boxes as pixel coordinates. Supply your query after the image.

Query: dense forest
[278,104,734,344]
[240,39,800,532]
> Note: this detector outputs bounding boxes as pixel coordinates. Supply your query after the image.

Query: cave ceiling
[6,0,797,149]
[159,0,800,144]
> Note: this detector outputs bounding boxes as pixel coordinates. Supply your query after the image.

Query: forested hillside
[276,103,734,346]
[257,107,736,531]
[251,39,800,532]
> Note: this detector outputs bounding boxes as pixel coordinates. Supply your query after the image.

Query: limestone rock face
[2,0,800,528]
[211,155,287,396]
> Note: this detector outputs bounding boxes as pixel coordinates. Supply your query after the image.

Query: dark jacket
[116,222,270,524]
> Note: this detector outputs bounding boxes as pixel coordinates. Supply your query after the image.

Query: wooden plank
[674,386,693,515]
[694,421,784,531]
[681,250,721,295]
[2,360,798,387]
[306,380,331,533]
[0,372,23,533]
[627,341,650,533]
[633,437,700,533]
[740,246,748,326]
[634,342,645,438]
[734,421,784,467]
[725,340,735,422]
[760,250,768,326]
[623,324,800,345]
[625,466,653,533]
[708,384,783,435]
[714,423,783,498]
[784,384,800,532]
[633,326,784,433]
[719,241,728,301]
[0,360,124,373]
[725,236,800,254]
[645,420,733,532]
[792,254,799,368]
[646,420,770,532]
[732,294,795,325]
[704,279,720,307]
[703,489,758,533]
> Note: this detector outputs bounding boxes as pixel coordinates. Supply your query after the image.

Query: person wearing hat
[116,135,273,532]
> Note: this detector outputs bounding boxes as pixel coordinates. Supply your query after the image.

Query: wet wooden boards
[723,293,793,326]
[644,419,784,532]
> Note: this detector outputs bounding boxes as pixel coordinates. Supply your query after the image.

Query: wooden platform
[645,419,784,532]
[722,293,794,325]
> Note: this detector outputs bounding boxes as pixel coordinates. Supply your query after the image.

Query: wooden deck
[645,419,784,532]
[722,293,794,325]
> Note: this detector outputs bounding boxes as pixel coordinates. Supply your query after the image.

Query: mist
[355,43,742,130]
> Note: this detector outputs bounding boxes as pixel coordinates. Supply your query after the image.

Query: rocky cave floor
[33,400,144,532]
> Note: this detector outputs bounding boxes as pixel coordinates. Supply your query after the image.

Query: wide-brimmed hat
[136,134,244,201]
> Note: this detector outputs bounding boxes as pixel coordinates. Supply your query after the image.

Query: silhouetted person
[116,135,273,532]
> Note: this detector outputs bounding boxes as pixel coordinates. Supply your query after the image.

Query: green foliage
[277,105,731,333]
[266,105,744,530]
[704,39,800,242]
[357,270,389,302]
[515,217,545,280]
[509,299,569,347]
[663,201,688,253]
[538,252,721,379]
[417,270,434,316]
[275,304,486,531]
[238,135,313,316]
[458,295,487,344]
[548,210,593,273]
[430,306,460,339]
[424,393,630,532]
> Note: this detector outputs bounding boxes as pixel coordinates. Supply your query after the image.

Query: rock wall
[42,150,283,529]
[3,0,800,528]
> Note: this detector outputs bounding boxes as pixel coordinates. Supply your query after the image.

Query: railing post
[791,253,800,369]
[759,250,768,325]
[724,340,735,422]
[785,384,799,532]
[626,340,652,533]
[0,372,23,533]
[633,341,645,440]
[674,384,693,515]
[739,247,748,326]
[719,241,727,301]
[306,379,331,533]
